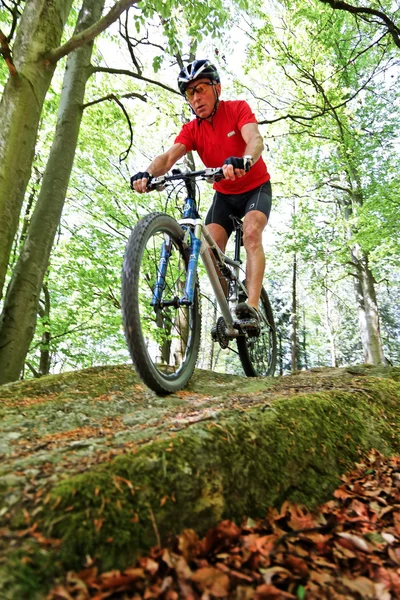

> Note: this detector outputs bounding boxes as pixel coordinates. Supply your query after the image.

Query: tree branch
[47,0,140,64]
[327,182,352,193]
[319,0,400,49]
[82,91,147,109]
[119,9,143,75]
[91,66,180,95]
[2,0,23,43]
[0,28,17,75]
[25,361,40,378]
[83,92,146,161]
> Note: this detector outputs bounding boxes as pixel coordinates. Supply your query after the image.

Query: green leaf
[297,585,306,600]
[152,55,163,73]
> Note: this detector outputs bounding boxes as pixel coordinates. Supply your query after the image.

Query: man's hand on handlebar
[222,156,252,181]
[130,171,153,193]
[130,167,229,193]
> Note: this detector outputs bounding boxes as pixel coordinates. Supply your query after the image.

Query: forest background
[0,0,399,386]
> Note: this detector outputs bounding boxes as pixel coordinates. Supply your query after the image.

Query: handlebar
[148,167,224,191]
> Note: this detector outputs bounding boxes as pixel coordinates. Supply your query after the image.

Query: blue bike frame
[151,197,201,308]
[150,169,244,338]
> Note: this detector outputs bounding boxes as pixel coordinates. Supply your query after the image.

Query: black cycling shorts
[205,180,272,237]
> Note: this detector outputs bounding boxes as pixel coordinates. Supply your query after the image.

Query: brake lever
[147,175,166,191]
[204,167,224,183]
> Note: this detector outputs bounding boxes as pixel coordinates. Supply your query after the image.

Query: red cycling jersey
[174,99,270,194]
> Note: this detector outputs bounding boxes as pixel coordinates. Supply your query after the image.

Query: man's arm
[222,122,264,181]
[241,122,264,164]
[132,143,187,193]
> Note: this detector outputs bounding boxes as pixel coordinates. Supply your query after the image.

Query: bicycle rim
[122,213,201,394]
[236,286,277,377]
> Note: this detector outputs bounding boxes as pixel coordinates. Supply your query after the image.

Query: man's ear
[216,83,222,97]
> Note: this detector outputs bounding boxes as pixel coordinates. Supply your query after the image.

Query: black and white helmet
[177,59,220,95]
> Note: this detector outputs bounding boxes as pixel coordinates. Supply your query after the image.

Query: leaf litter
[47,449,400,599]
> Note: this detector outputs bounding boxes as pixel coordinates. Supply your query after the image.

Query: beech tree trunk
[340,183,386,366]
[39,284,52,377]
[351,246,386,365]
[0,0,105,384]
[291,252,298,372]
[0,0,74,301]
[324,260,337,367]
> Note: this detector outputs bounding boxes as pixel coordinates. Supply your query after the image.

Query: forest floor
[46,449,400,599]
[0,364,400,598]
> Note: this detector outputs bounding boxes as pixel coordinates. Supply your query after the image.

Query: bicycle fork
[151,222,201,310]
[151,220,237,338]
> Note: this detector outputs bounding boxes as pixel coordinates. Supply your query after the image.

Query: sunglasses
[185,81,215,100]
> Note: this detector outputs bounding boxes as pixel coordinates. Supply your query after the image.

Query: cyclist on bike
[131,59,272,324]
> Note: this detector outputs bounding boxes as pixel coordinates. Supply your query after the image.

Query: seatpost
[234,225,243,262]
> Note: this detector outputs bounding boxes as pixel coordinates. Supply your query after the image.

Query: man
[131,59,272,322]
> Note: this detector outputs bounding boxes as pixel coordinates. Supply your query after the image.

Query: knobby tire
[236,285,277,377]
[122,213,201,394]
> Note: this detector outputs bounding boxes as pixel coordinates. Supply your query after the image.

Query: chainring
[211,316,231,349]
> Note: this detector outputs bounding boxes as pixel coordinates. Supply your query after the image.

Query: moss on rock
[45,376,400,571]
[1,364,400,597]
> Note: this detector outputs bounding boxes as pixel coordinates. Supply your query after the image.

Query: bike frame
[151,191,246,338]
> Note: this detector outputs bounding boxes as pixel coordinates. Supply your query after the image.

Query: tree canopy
[0,0,398,383]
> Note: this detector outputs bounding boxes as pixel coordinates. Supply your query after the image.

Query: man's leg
[206,223,229,252]
[242,210,268,308]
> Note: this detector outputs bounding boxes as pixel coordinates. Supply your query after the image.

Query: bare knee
[243,227,263,253]
[243,212,267,253]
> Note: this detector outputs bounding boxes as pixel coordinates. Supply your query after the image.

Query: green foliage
[152,54,163,73]
[241,0,399,367]
[3,0,398,379]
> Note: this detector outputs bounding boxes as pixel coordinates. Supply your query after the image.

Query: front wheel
[236,286,277,377]
[121,212,201,394]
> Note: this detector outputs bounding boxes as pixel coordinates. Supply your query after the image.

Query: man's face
[185,78,221,118]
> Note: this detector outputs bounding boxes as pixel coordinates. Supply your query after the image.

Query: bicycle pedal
[236,317,260,335]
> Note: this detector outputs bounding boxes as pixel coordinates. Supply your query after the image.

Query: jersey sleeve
[174,122,195,152]
[235,100,258,130]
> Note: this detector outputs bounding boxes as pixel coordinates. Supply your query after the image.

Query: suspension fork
[151,220,202,308]
[151,232,173,307]
[181,223,202,304]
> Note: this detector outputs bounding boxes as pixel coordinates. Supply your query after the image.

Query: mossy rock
[1,364,400,598]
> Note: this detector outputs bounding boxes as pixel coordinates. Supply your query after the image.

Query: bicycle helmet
[177,59,220,95]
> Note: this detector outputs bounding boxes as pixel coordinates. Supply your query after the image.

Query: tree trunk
[301,308,308,370]
[0,0,74,300]
[351,246,387,365]
[39,283,51,377]
[291,252,298,372]
[340,191,386,366]
[324,260,337,367]
[0,0,105,384]
[278,331,283,376]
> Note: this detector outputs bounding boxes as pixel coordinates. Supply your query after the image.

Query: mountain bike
[122,168,277,394]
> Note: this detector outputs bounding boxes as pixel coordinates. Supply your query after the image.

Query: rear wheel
[122,212,201,394]
[236,286,277,377]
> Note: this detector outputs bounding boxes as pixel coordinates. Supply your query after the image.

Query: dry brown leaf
[254,583,296,599]
[177,528,200,561]
[337,532,371,552]
[191,566,230,596]
[342,575,376,598]
[46,585,74,600]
